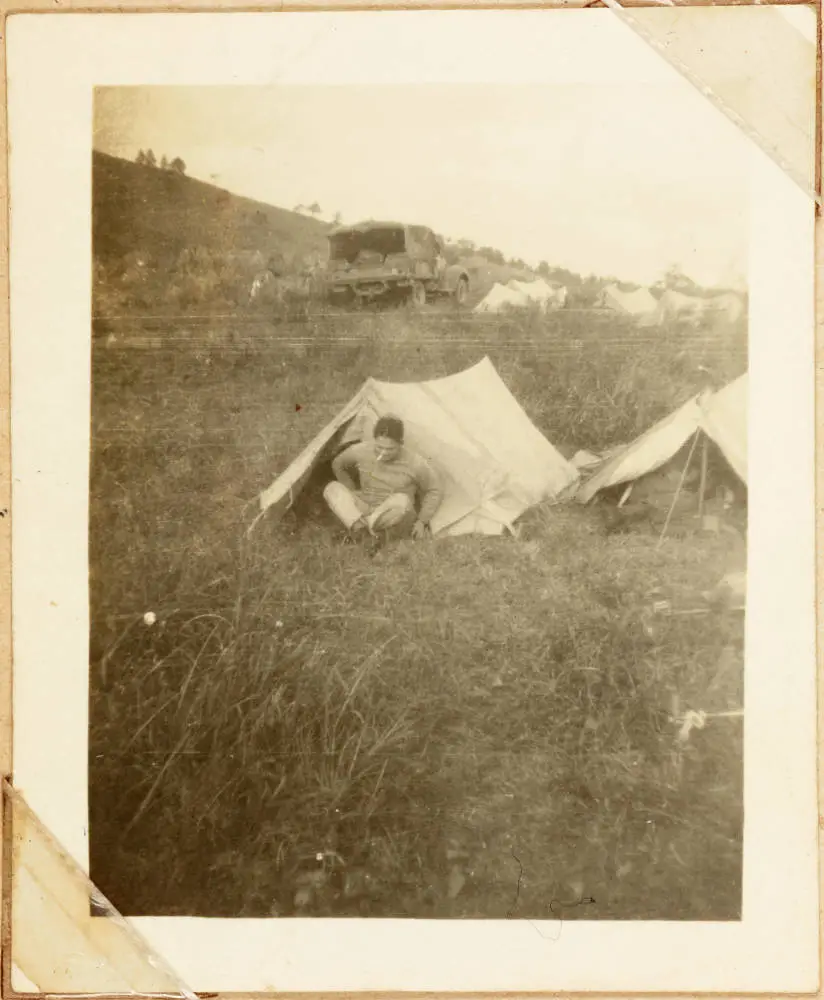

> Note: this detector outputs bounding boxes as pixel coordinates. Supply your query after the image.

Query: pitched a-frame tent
[507,279,568,308]
[652,289,707,326]
[597,284,658,318]
[576,373,747,505]
[473,283,530,313]
[257,357,580,537]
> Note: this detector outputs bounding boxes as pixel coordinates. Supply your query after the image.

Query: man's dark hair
[373,415,404,443]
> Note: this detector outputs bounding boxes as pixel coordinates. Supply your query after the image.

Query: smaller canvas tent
[473,282,530,313]
[257,358,580,537]
[576,373,747,504]
[596,284,658,319]
[474,279,567,313]
[654,290,745,328]
[698,373,747,482]
[653,289,706,326]
[507,279,568,309]
[703,292,745,325]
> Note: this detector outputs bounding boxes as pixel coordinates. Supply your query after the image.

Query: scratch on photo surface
[505,847,524,918]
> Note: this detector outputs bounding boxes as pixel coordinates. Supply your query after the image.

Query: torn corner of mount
[3,781,197,998]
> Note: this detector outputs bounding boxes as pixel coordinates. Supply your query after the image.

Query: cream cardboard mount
[4,4,818,994]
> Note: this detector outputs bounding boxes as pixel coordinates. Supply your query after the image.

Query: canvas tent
[507,279,568,309]
[703,292,745,325]
[257,358,580,537]
[653,289,745,328]
[576,373,747,504]
[698,373,747,481]
[475,279,567,313]
[473,282,530,313]
[653,289,707,326]
[596,284,658,319]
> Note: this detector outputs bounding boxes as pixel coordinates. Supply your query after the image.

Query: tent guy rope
[655,429,700,549]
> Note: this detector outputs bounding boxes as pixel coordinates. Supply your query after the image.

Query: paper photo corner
[2,780,196,998]
[606,3,819,206]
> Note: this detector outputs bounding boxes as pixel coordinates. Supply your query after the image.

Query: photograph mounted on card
[6,5,818,994]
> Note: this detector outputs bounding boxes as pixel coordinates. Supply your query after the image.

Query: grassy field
[89,307,747,920]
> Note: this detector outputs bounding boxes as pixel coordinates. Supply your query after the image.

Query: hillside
[92,151,330,270]
[95,151,722,316]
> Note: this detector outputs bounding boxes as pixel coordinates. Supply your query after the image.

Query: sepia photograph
[5,7,818,994]
[89,79,750,921]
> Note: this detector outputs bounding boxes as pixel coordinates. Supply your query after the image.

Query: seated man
[323,415,443,544]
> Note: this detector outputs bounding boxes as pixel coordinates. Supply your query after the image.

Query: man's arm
[414,457,443,527]
[331,445,361,492]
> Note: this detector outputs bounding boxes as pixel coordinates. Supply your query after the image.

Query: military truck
[324,221,470,307]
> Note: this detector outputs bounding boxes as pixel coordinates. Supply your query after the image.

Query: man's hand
[411,519,429,541]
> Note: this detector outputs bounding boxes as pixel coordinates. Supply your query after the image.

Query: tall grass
[92,246,326,330]
[89,308,746,918]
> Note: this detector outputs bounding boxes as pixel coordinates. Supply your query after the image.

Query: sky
[94,82,751,288]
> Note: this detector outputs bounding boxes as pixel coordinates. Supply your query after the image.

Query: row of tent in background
[254,357,747,541]
[474,278,746,327]
[474,278,568,313]
[595,284,746,327]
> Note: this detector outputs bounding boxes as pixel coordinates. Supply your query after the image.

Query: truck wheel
[454,276,469,307]
[409,282,427,308]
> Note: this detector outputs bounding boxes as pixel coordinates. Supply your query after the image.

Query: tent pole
[697,434,709,520]
[656,431,700,550]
